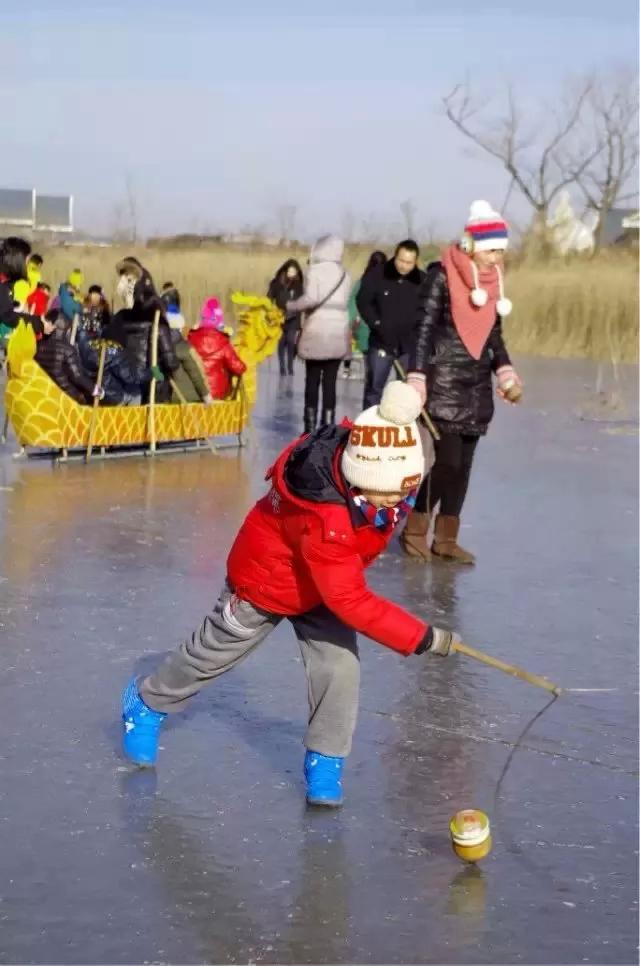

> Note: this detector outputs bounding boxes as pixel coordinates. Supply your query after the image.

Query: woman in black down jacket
[268,259,303,376]
[115,257,178,403]
[403,200,522,565]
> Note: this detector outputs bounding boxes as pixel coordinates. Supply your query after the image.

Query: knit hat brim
[470,234,509,253]
[341,445,423,493]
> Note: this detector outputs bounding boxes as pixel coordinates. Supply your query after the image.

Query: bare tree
[563,72,639,249]
[341,206,356,243]
[124,172,138,244]
[109,201,129,243]
[442,79,598,236]
[360,215,380,244]
[421,217,442,246]
[276,204,297,244]
[399,199,417,238]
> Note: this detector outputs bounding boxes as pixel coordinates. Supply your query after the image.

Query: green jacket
[348,279,369,353]
[171,338,210,403]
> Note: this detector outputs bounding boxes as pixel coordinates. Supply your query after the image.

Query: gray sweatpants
[140,582,360,758]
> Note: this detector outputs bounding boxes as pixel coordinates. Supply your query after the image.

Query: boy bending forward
[121,382,458,806]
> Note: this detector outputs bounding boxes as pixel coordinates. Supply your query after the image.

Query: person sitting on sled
[79,284,111,340]
[188,297,246,400]
[35,309,101,406]
[121,380,460,807]
[79,316,147,406]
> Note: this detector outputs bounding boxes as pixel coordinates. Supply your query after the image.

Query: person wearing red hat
[402,200,522,565]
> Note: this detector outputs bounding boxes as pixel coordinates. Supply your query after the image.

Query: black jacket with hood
[356,258,425,357]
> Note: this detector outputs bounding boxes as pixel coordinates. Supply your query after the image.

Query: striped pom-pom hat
[463,200,509,252]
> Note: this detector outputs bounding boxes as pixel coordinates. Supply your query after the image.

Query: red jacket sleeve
[300,525,428,655]
[224,342,247,377]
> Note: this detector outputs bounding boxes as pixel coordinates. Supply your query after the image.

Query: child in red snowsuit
[188,297,246,399]
[121,381,459,806]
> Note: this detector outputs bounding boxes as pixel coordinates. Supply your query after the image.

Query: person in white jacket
[287,235,351,432]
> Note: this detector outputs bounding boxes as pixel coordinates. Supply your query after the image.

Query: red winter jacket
[188,328,247,399]
[27,287,50,317]
[227,426,429,656]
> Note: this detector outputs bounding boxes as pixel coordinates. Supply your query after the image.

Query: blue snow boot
[304,750,345,807]
[121,678,166,767]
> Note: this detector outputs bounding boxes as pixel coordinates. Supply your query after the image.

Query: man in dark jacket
[35,311,97,405]
[356,239,424,408]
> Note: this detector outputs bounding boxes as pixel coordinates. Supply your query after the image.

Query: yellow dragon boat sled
[3,293,283,461]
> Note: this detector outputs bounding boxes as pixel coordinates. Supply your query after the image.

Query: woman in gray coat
[287,234,351,432]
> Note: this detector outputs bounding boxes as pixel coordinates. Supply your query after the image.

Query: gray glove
[414,627,460,656]
[429,627,460,657]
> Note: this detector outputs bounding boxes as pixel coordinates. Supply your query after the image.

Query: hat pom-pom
[378,380,422,424]
[497,297,512,317]
[471,287,488,307]
[468,199,495,221]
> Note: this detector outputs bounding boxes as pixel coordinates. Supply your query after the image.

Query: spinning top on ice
[449,809,492,863]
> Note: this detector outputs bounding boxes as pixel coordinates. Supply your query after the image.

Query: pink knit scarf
[441,244,501,360]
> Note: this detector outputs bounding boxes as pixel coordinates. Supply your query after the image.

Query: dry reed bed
[42,245,638,363]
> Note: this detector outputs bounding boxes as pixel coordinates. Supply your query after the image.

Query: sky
[1,0,637,240]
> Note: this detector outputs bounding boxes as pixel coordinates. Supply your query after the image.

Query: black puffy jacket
[409,263,511,436]
[79,300,111,337]
[80,337,145,405]
[267,278,302,332]
[35,334,95,405]
[114,310,178,403]
[356,259,425,356]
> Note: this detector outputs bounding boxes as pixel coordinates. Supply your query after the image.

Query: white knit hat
[462,199,509,253]
[341,381,424,493]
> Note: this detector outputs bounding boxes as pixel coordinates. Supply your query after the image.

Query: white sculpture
[547,192,595,255]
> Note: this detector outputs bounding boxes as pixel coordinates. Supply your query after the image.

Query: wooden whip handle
[86,343,107,462]
[392,359,440,441]
[451,639,562,696]
[148,310,161,454]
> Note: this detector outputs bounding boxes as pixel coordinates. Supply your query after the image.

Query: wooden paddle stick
[392,359,440,441]
[451,639,562,696]
[86,343,107,462]
[148,310,160,455]
[69,313,79,346]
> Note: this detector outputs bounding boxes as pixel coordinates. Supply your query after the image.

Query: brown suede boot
[400,512,432,560]
[432,515,476,565]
